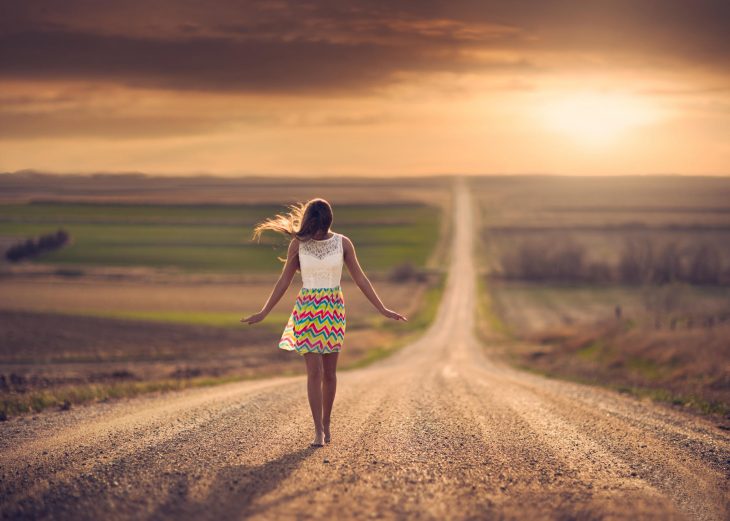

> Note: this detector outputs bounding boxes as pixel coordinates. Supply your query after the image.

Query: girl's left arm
[342,235,407,322]
[241,239,300,324]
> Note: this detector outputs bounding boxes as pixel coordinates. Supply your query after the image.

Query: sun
[538,91,662,147]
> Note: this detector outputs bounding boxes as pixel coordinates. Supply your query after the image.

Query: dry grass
[518,318,729,416]
[473,175,730,423]
[477,287,730,421]
[0,274,445,418]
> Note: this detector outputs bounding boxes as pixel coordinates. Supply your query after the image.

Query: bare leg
[304,353,324,445]
[322,352,339,443]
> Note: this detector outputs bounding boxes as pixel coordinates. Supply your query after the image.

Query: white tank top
[298,232,344,289]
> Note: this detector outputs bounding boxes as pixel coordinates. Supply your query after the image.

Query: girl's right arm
[241,238,300,325]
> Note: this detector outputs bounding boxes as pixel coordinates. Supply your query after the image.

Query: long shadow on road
[150,446,319,520]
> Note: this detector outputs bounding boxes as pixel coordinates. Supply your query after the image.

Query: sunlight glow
[538,91,663,147]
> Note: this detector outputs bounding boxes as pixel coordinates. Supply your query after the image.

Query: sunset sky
[1,1,728,176]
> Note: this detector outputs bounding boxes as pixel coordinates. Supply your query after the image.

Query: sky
[0,0,728,176]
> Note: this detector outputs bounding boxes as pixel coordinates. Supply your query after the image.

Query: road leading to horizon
[2,179,729,520]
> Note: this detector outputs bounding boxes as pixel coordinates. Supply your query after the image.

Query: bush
[389,262,428,283]
[5,228,70,262]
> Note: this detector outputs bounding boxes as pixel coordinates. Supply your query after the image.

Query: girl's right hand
[382,308,408,322]
[240,310,267,325]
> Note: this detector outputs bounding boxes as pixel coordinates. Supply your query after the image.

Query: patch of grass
[576,340,605,360]
[375,275,445,333]
[0,372,274,418]
[343,273,447,370]
[341,330,420,370]
[75,309,289,331]
[624,356,668,381]
[27,307,374,333]
[0,202,441,272]
[474,276,514,340]
[614,385,729,417]
[509,362,728,416]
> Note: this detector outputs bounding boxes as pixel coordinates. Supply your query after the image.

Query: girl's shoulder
[338,233,354,251]
[287,237,301,252]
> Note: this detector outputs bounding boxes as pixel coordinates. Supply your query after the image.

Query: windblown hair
[252,198,334,246]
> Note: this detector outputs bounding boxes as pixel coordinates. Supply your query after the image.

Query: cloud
[2,1,726,96]
[0,0,727,146]
[0,109,237,139]
[0,27,539,95]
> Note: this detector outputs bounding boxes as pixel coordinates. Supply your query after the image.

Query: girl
[240,198,408,447]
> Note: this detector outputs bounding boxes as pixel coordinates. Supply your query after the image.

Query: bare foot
[311,430,324,447]
[323,423,331,443]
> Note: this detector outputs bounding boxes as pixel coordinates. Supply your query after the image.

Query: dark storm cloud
[0,0,728,94]
[0,28,536,94]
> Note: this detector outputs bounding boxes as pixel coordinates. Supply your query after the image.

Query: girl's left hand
[240,310,267,324]
[382,308,408,321]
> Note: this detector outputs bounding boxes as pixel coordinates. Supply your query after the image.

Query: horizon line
[3,169,729,179]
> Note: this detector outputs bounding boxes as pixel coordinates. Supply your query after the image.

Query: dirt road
[1,179,728,520]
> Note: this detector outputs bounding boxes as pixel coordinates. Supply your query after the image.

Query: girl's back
[298,233,344,289]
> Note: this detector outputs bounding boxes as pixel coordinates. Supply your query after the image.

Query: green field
[0,202,441,272]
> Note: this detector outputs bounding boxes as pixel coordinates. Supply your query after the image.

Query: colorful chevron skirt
[278,286,346,355]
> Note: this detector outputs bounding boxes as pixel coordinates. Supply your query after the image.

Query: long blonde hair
[252,198,334,247]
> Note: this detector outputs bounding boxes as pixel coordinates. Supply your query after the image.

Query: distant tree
[652,242,683,284]
[586,261,613,283]
[687,243,722,285]
[4,228,70,263]
[502,237,588,282]
[498,234,726,287]
[618,237,654,284]
[551,240,586,281]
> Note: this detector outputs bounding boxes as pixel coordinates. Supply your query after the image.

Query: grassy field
[0,174,452,419]
[472,175,730,422]
[0,202,441,272]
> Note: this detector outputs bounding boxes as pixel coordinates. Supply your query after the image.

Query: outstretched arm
[342,235,407,322]
[241,238,300,325]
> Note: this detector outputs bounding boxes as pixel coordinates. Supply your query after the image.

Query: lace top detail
[298,233,344,289]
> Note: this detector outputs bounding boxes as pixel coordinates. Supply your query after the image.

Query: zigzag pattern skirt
[278,286,346,355]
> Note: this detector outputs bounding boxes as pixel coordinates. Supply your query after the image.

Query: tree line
[498,237,727,285]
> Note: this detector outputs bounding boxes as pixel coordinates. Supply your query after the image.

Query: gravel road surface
[1,179,728,520]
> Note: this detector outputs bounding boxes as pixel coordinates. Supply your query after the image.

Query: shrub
[389,262,428,283]
[4,228,70,262]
